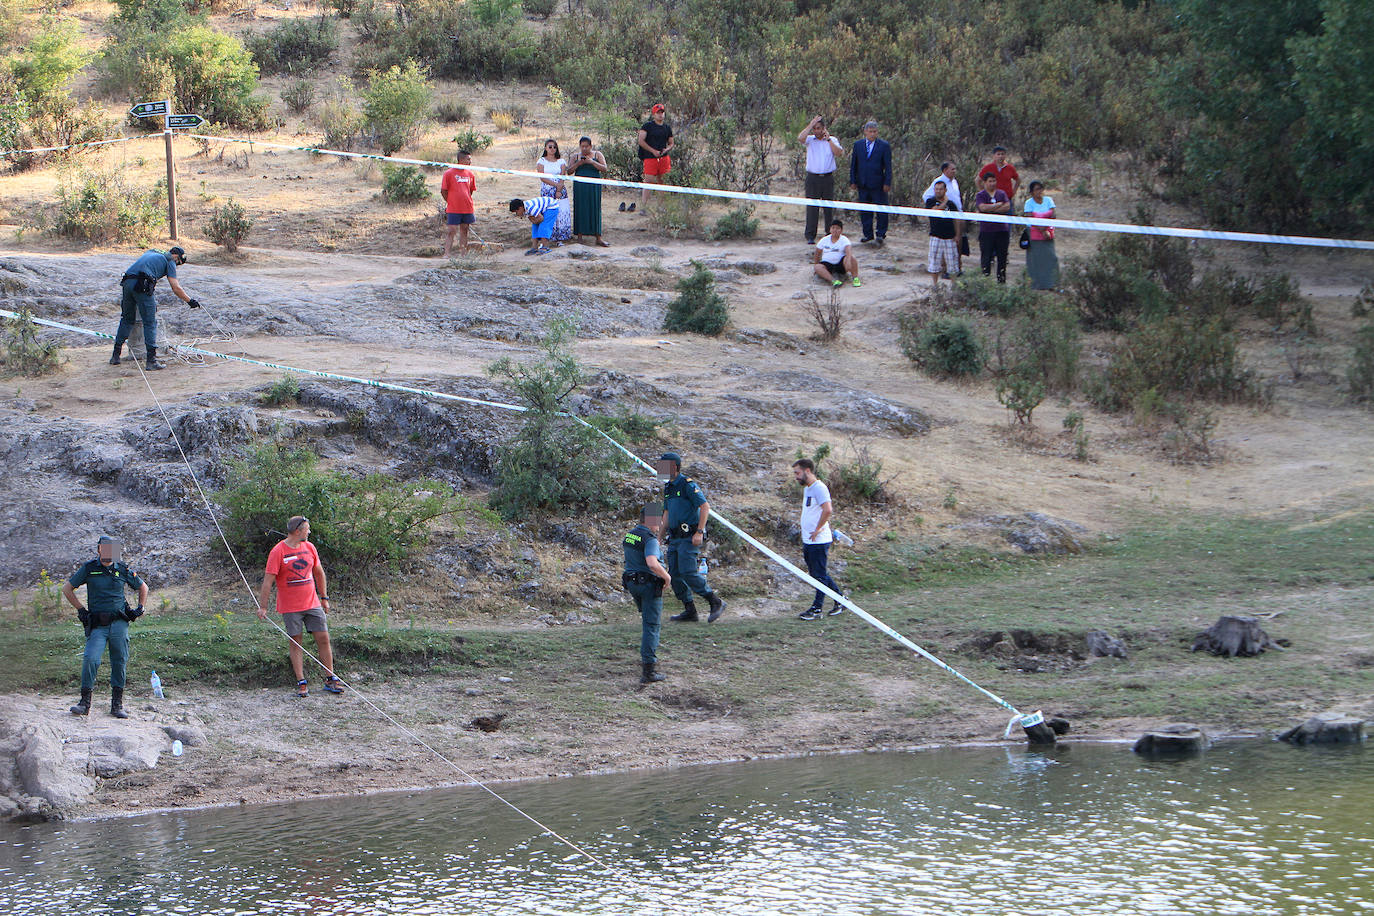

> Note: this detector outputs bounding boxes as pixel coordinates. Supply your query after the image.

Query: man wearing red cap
[637,103,674,208]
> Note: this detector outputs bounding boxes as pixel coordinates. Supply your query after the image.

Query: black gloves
[187,298,201,309]
[126,604,145,621]
[77,607,90,627]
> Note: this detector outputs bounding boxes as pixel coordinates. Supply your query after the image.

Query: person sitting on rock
[62,535,148,719]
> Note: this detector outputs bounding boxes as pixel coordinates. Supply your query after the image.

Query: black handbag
[1018,228,1030,250]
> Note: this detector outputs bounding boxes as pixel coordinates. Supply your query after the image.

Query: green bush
[1349,324,1374,407]
[219,441,477,583]
[1,17,109,170]
[996,368,1046,424]
[381,164,431,203]
[248,15,339,76]
[364,61,433,155]
[664,263,729,336]
[585,409,667,446]
[472,0,521,25]
[259,373,300,406]
[829,442,891,503]
[450,126,493,152]
[1000,298,1081,392]
[7,14,91,100]
[202,198,254,252]
[1089,315,1260,412]
[317,97,362,149]
[932,272,1038,318]
[707,205,760,241]
[53,165,164,244]
[521,0,556,19]
[899,314,986,377]
[1,307,63,377]
[486,318,625,519]
[281,79,317,114]
[434,98,470,123]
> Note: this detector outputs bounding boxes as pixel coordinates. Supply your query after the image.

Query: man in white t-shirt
[813,219,861,288]
[792,458,844,620]
[798,115,845,244]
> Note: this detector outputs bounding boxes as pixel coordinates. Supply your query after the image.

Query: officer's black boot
[640,662,666,684]
[110,687,129,719]
[670,601,699,622]
[145,346,165,370]
[69,689,92,716]
[706,592,726,622]
[109,342,122,366]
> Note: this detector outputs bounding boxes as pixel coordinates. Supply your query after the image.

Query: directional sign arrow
[166,114,205,130]
[129,100,169,118]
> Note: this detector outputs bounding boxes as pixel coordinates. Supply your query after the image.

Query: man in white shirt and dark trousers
[792,458,843,620]
[798,116,844,244]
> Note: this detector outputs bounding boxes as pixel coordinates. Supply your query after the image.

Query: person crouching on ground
[509,196,557,255]
[62,534,148,718]
[813,219,861,288]
[623,503,672,684]
[257,516,344,698]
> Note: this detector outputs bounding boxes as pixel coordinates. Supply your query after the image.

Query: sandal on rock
[596,239,611,247]
[296,679,309,698]
[323,675,345,695]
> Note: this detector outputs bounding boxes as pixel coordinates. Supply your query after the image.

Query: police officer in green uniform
[623,504,673,683]
[111,246,202,370]
[657,451,725,623]
[60,535,149,718]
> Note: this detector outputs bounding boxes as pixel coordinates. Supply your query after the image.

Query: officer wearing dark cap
[61,535,149,718]
[623,503,672,683]
[111,246,202,370]
[657,451,725,623]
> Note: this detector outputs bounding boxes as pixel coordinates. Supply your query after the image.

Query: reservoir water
[0,741,1369,915]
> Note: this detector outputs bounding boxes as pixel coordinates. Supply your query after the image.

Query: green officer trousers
[627,580,663,664]
[665,537,712,605]
[82,618,130,690]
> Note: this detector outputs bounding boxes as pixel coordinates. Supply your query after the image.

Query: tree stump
[1134,723,1211,756]
[1191,615,1279,657]
[1278,713,1367,745]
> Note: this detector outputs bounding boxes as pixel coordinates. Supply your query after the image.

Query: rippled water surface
[0,742,1370,915]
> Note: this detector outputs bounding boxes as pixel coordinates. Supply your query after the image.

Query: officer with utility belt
[61,535,149,719]
[656,451,726,623]
[111,246,202,370]
[623,504,673,684]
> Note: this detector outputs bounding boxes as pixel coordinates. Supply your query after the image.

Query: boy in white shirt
[792,458,844,619]
[813,219,861,288]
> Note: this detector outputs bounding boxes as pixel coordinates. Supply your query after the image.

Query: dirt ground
[2,4,1372,819]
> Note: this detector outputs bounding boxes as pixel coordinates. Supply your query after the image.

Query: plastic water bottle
[833,530,855,547]
[697,557,708,577]
[150,670,164,699]
[171,740,184,757]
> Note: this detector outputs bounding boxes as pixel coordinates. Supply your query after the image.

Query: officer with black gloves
[656,451,726,623]
[61,535,149,718]
[111,246,203,370]
[623,504,672,684]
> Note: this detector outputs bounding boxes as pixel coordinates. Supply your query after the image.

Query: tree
[7,15,91,101]
[363,61,433,155]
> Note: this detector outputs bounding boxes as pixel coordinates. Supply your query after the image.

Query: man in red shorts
[440,149,477,257]
[637,103,674,207]
[257,516,344,698]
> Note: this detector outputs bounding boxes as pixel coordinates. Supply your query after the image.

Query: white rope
[0,135,149,156]
[119,342,621,874]
[9,308,1040,726]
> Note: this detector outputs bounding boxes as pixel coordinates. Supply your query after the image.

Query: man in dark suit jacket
[848,120,893,244]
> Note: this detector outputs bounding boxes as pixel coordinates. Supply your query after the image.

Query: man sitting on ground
[813,219,861,288]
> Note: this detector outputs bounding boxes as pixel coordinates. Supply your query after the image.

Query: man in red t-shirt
[440,150,477,257]
[978,146,1020,200]
[257,516,343,697]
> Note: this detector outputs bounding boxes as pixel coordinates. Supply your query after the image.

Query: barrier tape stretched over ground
[186,133,1374,251]
[4,307,1034,727]
[0,135,149,156]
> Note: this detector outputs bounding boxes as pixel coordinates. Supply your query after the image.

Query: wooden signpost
[129,100,205,241]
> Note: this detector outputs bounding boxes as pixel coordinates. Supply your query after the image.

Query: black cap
[96,534,117,546]
[168,246,186,264]
[659,452,681,464]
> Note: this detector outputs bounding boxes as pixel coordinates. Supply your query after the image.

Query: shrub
[450,126,493,153]
[247,15,339,76]
[1089,315,1260,412]
[900,314,986,377]
[8,14,92,101]
[434,98,470,123]
[219,441,476,583]
[707,205,759,241]
[521,0,556,19]
[490,110,516,133]
[472,0,521,25]
[646,191,705,239]
[363,60,432,155]
[802,288,842,342]
[1349,324,1374,407]
[1064,249,1172,332]
[1,17,109,169]
[317,97,362,150]
[585,409,667,446]
[281,79,317,114]
[381,164,431,203]
[54,165,164,244]
[259,373,300,406]
[998,298,1081,392]
[1,307,62,376]
[486,318,624,519]
[932,272,1038,318]
[664,263,729,336]
[829,442,891,503]
[996,368,1046,425]
[202,198,254,252]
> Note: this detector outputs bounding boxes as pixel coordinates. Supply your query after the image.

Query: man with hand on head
[62,535,149,718]
[657,451,725,623]
[258,516,344,698]
[798,115,845,244]
[112,246,201,370]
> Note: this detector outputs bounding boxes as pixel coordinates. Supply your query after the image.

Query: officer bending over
[61,535,149,719]
[111,246,202,370]
[657,451,726,623]
[624,504,673,684]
